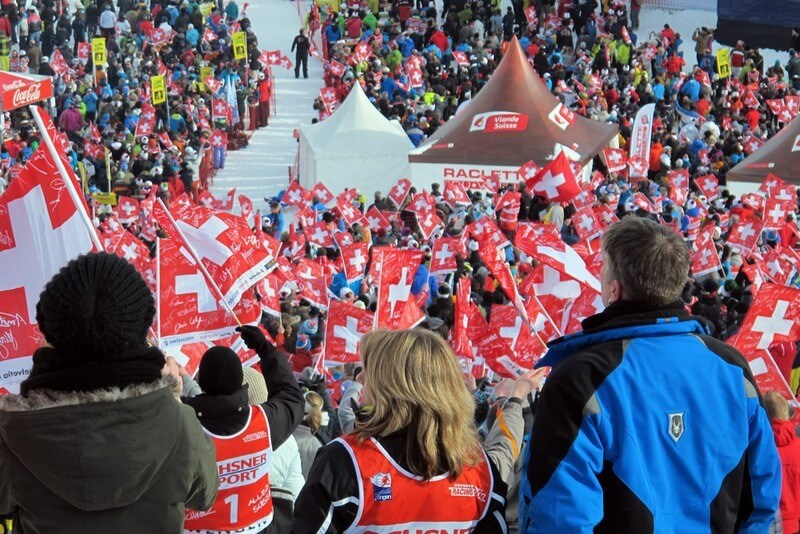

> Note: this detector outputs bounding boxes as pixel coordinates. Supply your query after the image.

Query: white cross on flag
[105,229,153,279]
[365,206,391,233]
[0,146,95,387]
[406,191,436,215]
[527,151,581,202]
[571,206,602,241]
[466,303,525,378]
[135,102,157,137]
[524,5,538,24]
[295,258,330,309]
[341,242,369,281]
[627,155,648,178]
[452,51,469,66]
[514,228,601,292]
[442,180,471,207]
[727,218,764,254]
[520,264,580,335]
[329,59,346,77]
[374,248,424,329]
[690,226,722,278]
[694,174,719,199]
[154,200,274,308]
[732,284,800,355]
[430,237,460,275]
[211,97,228,119]
[157,236,261,348]
[336,197,364,228]
[255,273,281,317]
[283,181,313,207]
[518,160,542,190]
[407,65,424,88]
[305,221,335,248]
[114,195,141,224]
[489,304,546,371]
[762,247,799,286]
[325,300,374,363]
[633,192,660,214]
[743,133,764,155]
[213,187,237,211]
[495,190,522,232]
[238,194,254,223]
[388,178,412,209]
[763,197,794,231]
[311,181,337,208]
[602,148,628,173]
[415,207,442,240]
[562,287,605,336]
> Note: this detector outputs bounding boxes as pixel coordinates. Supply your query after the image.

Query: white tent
[298,83,415,202]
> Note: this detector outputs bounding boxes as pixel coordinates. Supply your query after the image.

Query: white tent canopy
[298,83,415,202]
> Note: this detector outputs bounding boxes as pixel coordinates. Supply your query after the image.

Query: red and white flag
[694,174,719,199]
[336,197,364,228]
[762,247,799,286]
[213,187,237,211]
[406,191,436,215]
[283,181,313,207]
[329,59,347,77]
[514,227,601,292]
[571,206,602,241]
[324,300,374,363]
[341,242,369,281]
[495,190,521,232]
[311,181,336,208]
[489,304,547,371]
[524,5,538,24]
[295,258,330,309]
[415,207,442,240]
[157,236,261,348]
[527,151,581,202]
[0,145,95,386]
[305,221,335,248]
[452,277,472,360]
[429,237,460,275]
[763,197,794,231]
[255,273,281,317]
[732,284,800,354]
[466,303,524,378]
[728,218,763,254]
[374,248,424,329]
[690,226,722,278]
[387,178,412,208]
[114,195,141,224]
[135,103,157,137]
[365,206,391,233]
[743,133,764,155]
[154,200,274,308]
[602,148,628,172]
[518,160,542,189]
[442,180,471,207]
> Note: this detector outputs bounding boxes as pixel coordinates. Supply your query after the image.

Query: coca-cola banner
[0,72,54,111]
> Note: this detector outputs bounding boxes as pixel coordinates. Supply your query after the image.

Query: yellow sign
[716,49,731,79]
[200,1,214,21]
[232,31,248,61]
[94,192,118,206]
[91,37,107,66]
[150,74,167,105]
[199,66,214,92]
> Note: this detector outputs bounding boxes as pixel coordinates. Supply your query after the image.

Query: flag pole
[155,198,243,326]
[29,104,104,251]
[156,237,162,348]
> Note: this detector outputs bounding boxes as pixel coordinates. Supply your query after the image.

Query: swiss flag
[571,206,602,241]
[524,5,538,24]
[204,27,217,43]
[442,180,471,207]
[341,242,369,281]
[135,103,157,137]
[690,226,722,278]
[514,227,601,292]
[739,348,798,409]
[633,192,660,214]
[329,59,346,77]
[374,248,424,329]
[114,196,141,224]
[489,305,547,372]
[732,284,800,355]
[743,133,764,155]
[336,197,364,228]
[406,191,436,215]
[325,300,374,363]
[365,206,391,233]
[728,218,764,254]
[407,65,424,87]
[741,261,765,296]
[593,203,619,230]
[466,303,522,378]
[305,221,335,248]
[452,277,472,360]
[562,287,605,336]
[295,258,330,309]
[495,190,521,232]
[387,178,412,208]
[415,207,442,240]
[353,41,372,63]
[452,51,469,66]
[762,247,799,286]
[429,237,460,275]
[154,200,274,308]
[333,230,355,248]
[602,148,628,173]
[0,145,95,387]
[694,174,718,199]
[213,187,237,211]
[157,235,261,348]
[311,181,336,208]
[627,155,648,178]
[283,181,313,207]
[105,229,153,280]
[255,273,281,317]
[518,160,542,190]
[763,197,794,230]
[520,263,581,335]
[239,194,254,222]
[527,152,581,202]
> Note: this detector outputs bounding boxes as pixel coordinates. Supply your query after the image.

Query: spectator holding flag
[0,252,219,533]
[519,216,781,532]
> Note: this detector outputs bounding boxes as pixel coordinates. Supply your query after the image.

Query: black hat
[22,252,163,395]
[198,346,244,396]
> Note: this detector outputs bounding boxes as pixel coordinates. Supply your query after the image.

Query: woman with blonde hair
[293,391,326,478]
[293,329,510,532]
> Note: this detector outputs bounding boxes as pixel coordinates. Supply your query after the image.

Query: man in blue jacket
[520,215,781,533]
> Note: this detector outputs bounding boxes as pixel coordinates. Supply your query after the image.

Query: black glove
[236,325,269,354]
[313,376,327,394]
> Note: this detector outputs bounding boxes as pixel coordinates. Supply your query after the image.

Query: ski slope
[211,0,324,213]
[215,4,790,210]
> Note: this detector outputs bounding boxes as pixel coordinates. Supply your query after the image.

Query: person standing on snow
[519,216,781,532]
[291,28,310,79]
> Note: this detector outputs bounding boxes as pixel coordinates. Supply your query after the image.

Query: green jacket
[0,378,218,534]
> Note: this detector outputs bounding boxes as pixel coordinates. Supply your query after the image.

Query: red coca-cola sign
[1,76,53,111]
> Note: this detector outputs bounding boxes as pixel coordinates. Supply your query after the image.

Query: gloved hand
[236,325,269,354]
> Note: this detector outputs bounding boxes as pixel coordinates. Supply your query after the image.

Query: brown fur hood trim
[0,376,180,413]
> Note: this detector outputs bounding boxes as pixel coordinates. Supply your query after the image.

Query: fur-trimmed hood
[0,377,188,512]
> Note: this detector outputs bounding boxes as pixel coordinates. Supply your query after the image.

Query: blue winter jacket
[520,304,781,533]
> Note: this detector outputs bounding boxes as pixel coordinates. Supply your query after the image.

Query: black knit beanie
[198,346,244,396]
[20,252,164,395]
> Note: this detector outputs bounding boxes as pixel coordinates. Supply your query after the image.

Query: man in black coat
[291,28,310,79]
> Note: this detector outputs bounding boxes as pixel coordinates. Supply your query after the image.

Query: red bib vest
[337,435,493,534]
[185,405,273,533]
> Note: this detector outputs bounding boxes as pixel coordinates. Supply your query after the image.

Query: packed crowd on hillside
[2,0,800,532]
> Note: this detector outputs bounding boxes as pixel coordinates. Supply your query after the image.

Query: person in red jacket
[765,391,800,534]
[257,72,271,127]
